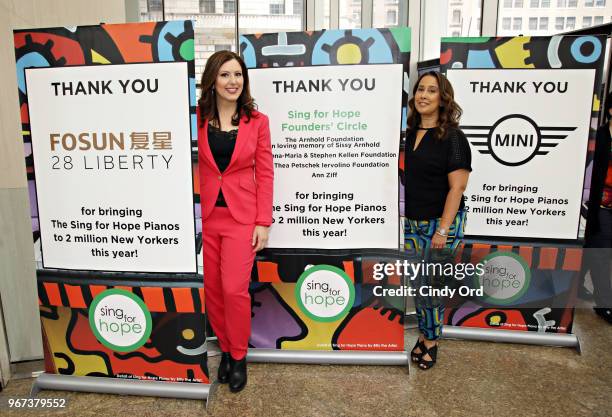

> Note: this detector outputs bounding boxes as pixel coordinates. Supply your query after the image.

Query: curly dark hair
[407,71,462,140]
[198,50,256,128]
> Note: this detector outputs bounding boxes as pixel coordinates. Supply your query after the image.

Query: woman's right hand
[252,225,269,252]
[431,232,447,249]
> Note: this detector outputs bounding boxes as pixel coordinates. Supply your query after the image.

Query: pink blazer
[198,110,274,226]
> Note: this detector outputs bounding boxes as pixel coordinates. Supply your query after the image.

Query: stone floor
[1,309,610,417]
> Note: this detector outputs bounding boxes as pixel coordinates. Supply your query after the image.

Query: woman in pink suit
[197,51,273,392]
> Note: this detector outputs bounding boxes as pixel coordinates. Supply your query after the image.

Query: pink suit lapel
[201,119,221,174]
[224,115,250,174]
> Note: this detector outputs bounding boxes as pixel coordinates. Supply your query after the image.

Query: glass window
[156,0,234,83]
[585,0,594,5]
[340,0,361,28]
[200,0,215,13]
[320,0,331,29]
[595,0,606,6]
[514,0,524,6]
[270,0,285,14]
[513,17,522,29]
[422,0,481,60]
[147,0,163,12]
[239,0,304,35]
[594,15,604,24]
[373,0,407,28]
[224,0,235,13]
[567,0,577,6]
[504,0,512,7]
[141,0,163,20]
[499,0,583,35]
[293,0,303,15]
[452,9,461,24]
[144,0,306,83]
[529,17,538,29]
[530,0,539,6]
[444,0,482,36]
[555,16,564,29]
[583,16,592,26]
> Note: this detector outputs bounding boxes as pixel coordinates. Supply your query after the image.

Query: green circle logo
[295,265,355,322]
[478,252,531,305]
[89,289,152,352]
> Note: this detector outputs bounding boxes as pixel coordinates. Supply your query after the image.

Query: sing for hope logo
[295,265,355,322]
[478,252,531,305]
[89,289,152,352]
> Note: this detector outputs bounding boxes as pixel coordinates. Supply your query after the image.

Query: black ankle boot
[229,356,247,392]
[217,352,230,383]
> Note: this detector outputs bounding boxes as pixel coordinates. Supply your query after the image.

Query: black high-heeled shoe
[411,339,426,363]
[229,355,247,392]
[217,352,231,383]
[418,342,438,370]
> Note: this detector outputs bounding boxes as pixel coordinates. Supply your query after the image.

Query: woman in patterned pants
[404,71,471,370]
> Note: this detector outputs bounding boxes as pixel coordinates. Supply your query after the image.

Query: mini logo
[463,114,576,166]
[89,289,152,352]
[478,252,531,305]
[295,265,355,322]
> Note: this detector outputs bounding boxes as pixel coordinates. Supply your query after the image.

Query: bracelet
[435,229,448,237]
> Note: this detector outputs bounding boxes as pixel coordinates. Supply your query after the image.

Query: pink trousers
[202,207,255,360]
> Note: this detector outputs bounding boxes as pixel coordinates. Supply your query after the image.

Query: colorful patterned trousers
[404,211,466,340]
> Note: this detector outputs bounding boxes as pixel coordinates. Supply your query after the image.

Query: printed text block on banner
[446,68,595,241]
[250,64,403,249]
[26,62,197,273]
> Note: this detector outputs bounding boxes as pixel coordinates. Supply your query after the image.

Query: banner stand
[31,373,215,404]
[441,325,581,352]
[247,349,411,369]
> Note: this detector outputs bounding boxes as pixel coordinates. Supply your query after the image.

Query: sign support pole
[442,325,581,352]
[31,374,215,404]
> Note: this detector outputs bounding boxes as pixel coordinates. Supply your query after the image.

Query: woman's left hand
[431,232,447,249]
[252,225,269,252]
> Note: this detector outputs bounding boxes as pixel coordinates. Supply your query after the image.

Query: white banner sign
[26,62,196,272]
[250,64,402,249]
[447,68,595,240]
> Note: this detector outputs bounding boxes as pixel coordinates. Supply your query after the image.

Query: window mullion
[331,0,339,29]
[361,0,373,28]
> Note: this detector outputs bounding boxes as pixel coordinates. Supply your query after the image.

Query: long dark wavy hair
[407,71,462,140]
[198,50,256,128]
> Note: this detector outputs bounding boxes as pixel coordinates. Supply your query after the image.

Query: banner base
[442,325,581,351]
[247,349,410,368]
[30,373,214,404]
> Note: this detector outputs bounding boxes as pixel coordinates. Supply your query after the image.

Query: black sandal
[418,342,438,370]
[594,307,612,325]
[411,339,426,363]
